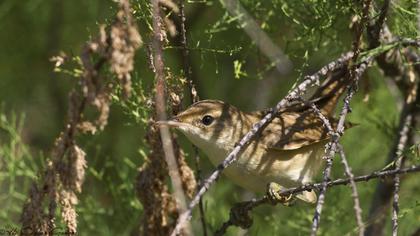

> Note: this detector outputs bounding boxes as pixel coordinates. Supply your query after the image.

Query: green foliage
[389,0,419,37]
[112,75,153,125]
[0,110,41,227]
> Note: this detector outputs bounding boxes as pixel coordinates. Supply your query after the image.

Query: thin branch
[214,165,420,234]
[179,0,207,234]
[365,2,420,234]
[300,96,334,135]
[192,147,207,236]
[302,97,365,236]
[350,0,373,64]
[278,165,420,196]
[310,0,373,232]
[338,145,365,236]
[179,0,199,104]
[310,58,372,236]
[150,0,191,234]
[391,119,409,236]
[310,150,333,236]
[392,78,418,236]
[365,51,418,235]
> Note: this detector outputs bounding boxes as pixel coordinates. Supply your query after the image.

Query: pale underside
[197,135,326,204]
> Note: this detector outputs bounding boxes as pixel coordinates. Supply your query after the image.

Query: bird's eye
[201,115,214,126]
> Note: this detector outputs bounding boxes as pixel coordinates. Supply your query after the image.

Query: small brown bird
[157,73,350,204]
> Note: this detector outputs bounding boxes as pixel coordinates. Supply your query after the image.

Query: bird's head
[155,100,243,150]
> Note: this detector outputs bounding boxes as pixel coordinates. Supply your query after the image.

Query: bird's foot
[267,182,296,206]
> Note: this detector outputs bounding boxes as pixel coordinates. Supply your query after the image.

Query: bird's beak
[154,117,184,128]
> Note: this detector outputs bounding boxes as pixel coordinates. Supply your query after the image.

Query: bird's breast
[202,141,325,193]
[182,130,325,193]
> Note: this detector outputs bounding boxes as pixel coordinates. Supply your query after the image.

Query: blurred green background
[0,0,419,235]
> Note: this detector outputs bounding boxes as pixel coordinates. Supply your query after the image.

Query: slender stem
[150,0,191,234]
[310,58,372,236]
[310,1,372,234]
[365,3,419,234]
[302,82,365,236]
[214,165,420,234]
[338,145,365,236]
[179,0,208,234]
[392,100,415,236]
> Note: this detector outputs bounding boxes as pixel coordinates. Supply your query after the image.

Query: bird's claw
[267,182,296,206]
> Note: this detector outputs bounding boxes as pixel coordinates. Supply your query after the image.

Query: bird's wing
[258,110,350,151]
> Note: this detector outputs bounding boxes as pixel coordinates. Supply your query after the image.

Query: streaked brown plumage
[157,75,351,203]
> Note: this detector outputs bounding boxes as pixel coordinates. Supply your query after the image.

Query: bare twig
[277,165,420,197]
[310,58,372,236]
[392,73,418,236]
[150,0,191,234]
[350,0,373,65]
[310,144,334,236]
[300,96,334,135]
[365,57,418,236]
[214,165,420,234]
[302,97,365,236]
[365,71,416,236]
[192,147,207,236]
[391,118,409,236]
[310,1,372,233]
[393,3,420,235]
[179,1,198,105]
[365,2,420,234]
[220,0,292,75]
[179,0,207,234]
[338,145,365,236]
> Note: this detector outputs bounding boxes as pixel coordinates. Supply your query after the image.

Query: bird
[156,71,351,204]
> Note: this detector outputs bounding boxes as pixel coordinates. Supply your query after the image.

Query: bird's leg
[267,182,296,206]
